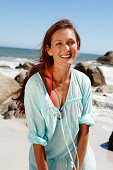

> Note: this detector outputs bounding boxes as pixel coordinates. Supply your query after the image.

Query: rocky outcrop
[14,72,27,85]
[97,51,113,65]
[0,65,11,68]
[108,131,113,151]
[0,73,20,104]
[15,62,35,70]
[0,94,25,119]
[74,62,106,86]
[92,98,113,110]
[92,99,106,108]
[95,85,113,93]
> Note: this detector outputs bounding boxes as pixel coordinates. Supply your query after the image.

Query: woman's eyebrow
[53,40,62,43]
[67,38,75,41]
[53,38,76,43]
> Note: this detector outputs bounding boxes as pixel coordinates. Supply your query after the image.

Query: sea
[0,46,113,123]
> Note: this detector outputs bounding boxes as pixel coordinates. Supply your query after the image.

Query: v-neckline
[38,67,73,112]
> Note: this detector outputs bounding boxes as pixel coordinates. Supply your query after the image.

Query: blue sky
[0,0,113,54]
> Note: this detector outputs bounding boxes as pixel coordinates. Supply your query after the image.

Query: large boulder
[0,73,20,104]
[74,62,106,86]
[0,65,11,68]
[95,85,113,93]
[0,94,25,119]
[108,131,113,151]
[97,51,113,65]
[14,72,27,85]
[15,62,35,70]
[92,99,106,108]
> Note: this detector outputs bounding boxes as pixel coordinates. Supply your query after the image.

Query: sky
[0,0,113,54]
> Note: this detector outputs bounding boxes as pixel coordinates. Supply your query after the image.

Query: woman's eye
[56,42,62,46]
[68,41,75,45]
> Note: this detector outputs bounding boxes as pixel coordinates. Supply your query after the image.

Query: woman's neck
[52,65,71,83]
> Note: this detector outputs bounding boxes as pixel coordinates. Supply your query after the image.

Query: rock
[106,103,113,110]
[22,62,35,70]
[3,109,25,119]
[74,62,106,86]
[95,85,113,93]
[97,51,113,65]
[3,110,15,119]
[14,72,27,85]
[0,96,14,114]
[0,65,11,68]
[0,73,20,104]
[92,99,113,110]
[108,131,113,151]
[8,101,17,111]
[15,62,35,70]
[0,94,25,119]
[15,63,23,69]
[92,99,106,108]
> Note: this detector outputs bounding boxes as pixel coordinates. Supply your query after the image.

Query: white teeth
[60,55,70,58]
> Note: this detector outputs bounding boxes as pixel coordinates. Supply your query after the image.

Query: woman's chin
[62,58,75,66]
[53,58,76,67]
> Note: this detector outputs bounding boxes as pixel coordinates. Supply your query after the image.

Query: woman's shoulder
[25,71,42,89]
[72,67,91,85]
[72,67,90,80]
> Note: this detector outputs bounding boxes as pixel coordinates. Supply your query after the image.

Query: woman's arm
[33,144,48,170]
[73,124,89,170]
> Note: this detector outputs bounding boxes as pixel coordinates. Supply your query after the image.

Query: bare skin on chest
[40,70,70,110]
[52,80,70,109]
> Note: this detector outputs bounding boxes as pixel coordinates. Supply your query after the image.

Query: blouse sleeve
[79,75,95,127]
[24,78,48,146]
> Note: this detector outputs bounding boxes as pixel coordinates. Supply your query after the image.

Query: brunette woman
[17,19,96,170]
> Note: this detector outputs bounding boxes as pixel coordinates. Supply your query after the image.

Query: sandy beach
[0,54,113,170]
[89,119,113,170]
[0,114,113,170]
[0,116,30,170]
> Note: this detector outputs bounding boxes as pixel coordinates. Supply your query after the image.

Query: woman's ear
[46,45,53,56]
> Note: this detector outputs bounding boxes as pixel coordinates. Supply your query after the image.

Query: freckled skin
[47,28,79,67]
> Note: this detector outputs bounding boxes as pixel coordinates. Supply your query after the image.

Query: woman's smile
[60,55,71,58]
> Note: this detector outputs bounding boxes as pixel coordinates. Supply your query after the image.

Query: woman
[17,19,96,170]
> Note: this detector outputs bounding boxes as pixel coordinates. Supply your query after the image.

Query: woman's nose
[62,44,70,52]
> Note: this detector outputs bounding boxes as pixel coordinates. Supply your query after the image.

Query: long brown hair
[16,19,81,114]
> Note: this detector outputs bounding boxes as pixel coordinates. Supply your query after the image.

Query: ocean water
[0,46,113,85]
[0,46,113,122]
[0,46,100,66]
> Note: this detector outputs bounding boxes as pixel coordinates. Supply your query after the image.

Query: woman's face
[47,28,79,67]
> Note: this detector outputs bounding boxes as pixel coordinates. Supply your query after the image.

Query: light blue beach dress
[24,67,96,170]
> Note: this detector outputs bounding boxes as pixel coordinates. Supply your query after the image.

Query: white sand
[89,119,113,170]
[0,116,30,170]
[0,115,113,170]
